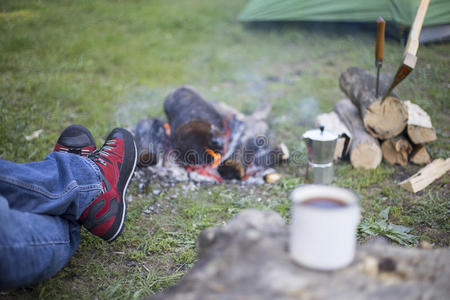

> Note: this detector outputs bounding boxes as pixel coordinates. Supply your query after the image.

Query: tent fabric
[239,0,450,27]
[389,0,450,26]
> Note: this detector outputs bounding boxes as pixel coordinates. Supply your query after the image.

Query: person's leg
[0,127,136,289]
[0,195,81,290]
[0,153,103,222]
[0,154,101,290]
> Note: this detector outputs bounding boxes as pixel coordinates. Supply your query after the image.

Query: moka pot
[302,126,347,184]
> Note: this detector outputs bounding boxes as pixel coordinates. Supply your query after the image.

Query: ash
[133,155,278,191]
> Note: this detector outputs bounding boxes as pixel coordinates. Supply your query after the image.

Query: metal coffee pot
[302,126,347,184]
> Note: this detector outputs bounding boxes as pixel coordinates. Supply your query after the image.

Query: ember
[133,86,288,184]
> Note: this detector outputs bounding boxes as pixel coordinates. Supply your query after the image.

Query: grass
[1,0,449,298]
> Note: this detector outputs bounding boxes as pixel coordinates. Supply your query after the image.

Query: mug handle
[338,133,351,160]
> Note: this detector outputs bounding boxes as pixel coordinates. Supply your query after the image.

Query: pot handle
[338,133,351,160]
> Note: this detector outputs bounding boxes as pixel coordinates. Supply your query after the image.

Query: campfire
[132,86,288,184]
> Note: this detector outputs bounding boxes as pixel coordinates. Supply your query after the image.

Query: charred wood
[134,118,168,167]
[164,86,225,165]
[216,102,287,180]
[218,135,260,180]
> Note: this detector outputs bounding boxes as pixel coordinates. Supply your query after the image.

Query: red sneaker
[54,124,96,156]
[79,128,137,242]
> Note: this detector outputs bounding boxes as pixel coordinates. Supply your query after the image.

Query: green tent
[239,0,450,42]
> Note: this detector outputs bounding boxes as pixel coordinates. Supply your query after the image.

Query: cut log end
[405,100,437,144]
[350,141,382,169]
[381,140,409,167]
[407,125,437,144]
[364,96,408,139]
[410,145,431,165]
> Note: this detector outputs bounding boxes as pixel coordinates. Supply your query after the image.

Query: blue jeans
[0,153,102,290]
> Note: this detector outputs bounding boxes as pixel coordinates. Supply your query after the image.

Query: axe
[382,0,430,103]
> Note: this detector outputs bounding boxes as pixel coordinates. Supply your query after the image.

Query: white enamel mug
[290,185,360,270]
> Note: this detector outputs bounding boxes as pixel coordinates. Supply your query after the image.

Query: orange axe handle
[375,16,385,66]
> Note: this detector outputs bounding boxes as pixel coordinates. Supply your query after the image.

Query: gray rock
[148,209,450,300]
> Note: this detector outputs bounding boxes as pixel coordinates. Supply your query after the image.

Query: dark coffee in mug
[291,185,360,270]
[302,197,347,209]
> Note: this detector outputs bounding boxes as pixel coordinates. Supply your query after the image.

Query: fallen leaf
[25,129,43,141]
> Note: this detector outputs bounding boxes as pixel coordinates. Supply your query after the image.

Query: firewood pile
[316,66,436,169]
[315,67,449,192]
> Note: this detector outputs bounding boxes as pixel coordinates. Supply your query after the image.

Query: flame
[163,122,171,136]
[205,147,222,169]
[185,165,224,182]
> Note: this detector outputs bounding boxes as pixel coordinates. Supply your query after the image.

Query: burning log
[218,137,254,180]
[381,135,413,166]
[404,100,437,144]
[215,101,288,180]
[254,143,289,167]
[216,121,266,180]
[315,111,352,160]
[164,86,225,165]
[339,67,408,139]
[218,136,288,180]
[334,99,382,169]
[134,118,168,167]
[410,144,431,165]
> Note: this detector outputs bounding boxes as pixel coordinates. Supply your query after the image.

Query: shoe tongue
[58,135,92,147]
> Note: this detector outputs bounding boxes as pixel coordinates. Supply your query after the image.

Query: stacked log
[404,100,437,144]
[339,67,407,139]
[410,144,431,165]
[334,99,382,169]
[381,135,413,167]
[322,67,437,170]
